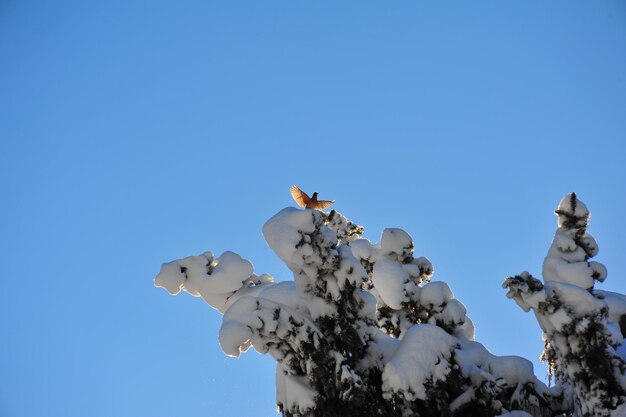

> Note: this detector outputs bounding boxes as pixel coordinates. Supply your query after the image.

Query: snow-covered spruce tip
[156,207,556,417]
[504,192,626,417]
[542,192,607,290]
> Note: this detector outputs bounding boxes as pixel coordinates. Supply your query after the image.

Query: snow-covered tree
[504,193,626,417]
[155,193,623,417]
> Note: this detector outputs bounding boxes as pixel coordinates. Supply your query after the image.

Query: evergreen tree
[504,193,626,417]
[155,194,623,417]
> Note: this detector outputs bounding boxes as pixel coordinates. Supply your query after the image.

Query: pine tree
[155,194,625,417]
[503,193,626,417]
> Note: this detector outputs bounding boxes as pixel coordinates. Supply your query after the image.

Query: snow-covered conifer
[504,193,626,417]
[542,193,607,290]
[156,201,566,417]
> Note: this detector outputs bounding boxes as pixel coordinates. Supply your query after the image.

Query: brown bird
[290,185,335,210]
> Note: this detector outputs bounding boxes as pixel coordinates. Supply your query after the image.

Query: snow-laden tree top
[504,192,626,417]
[155,192,625,417]
[542,192,607,290]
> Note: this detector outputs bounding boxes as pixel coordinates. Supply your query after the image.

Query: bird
[290,185,335,210]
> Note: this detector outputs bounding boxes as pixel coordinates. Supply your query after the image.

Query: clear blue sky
[1,1,625,416]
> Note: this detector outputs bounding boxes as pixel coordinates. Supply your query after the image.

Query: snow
[382,324,456,401]
[224,281,299,312]
[618,344,626,362]
[497,412,533,417]
[485,354,535,385]
[590,261,608,282]
[207,251,254,293]
[219,291,324,369]
[353,228,435,312]
[276,365,317,414]
[543,192,607,289]
[456,340,538,387]
[154,250,257,312]
[556,192,589,226]
[457,316,476,341]
[155,251,212,296]
[381,228,413,261]
[406,281,475,340]
[553,231,578,252]
[218,319,253,357]
[596,290,626,342]
[505,277,607,334]
[414,256,434,277]
[262,207,326,270]
[543,251,599,289]
[502,271,547,312]
[349,238,373,261]
[441,299,467,325]
[334,245,368,289]
[356,289,377,318]
[598,290,626,324]
[606,322,623,345]
[372,257,409,309]
[419,281,453,308]
[303,292,338,319]
[610,402,626,417]
[323,210,364,243]
[369,328,401,363]
[550,281,605,317]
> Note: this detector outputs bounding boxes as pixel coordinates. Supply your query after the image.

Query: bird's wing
[314,200,335,210]
[290,185,310,208]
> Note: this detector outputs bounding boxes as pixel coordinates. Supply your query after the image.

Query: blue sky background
[1,1,626,416]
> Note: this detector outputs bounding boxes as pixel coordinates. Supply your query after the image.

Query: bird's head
[312,192,319,199]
